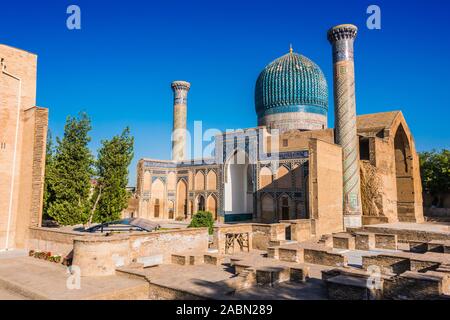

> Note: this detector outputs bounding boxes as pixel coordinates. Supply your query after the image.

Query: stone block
[410,257,441,272]
[203,254,225,266]
[171,254,187,265]
[332,233,356,250]
[304,248,347,267]
[325,275,382,300]
[289,266,309,283]
[278,247,303,263]
[374,234,398,250]
[355,232,375,251]
[189,255,204,265]
[136,255,163,267]
[409,241,429,253]
[426,241,445,253]
[267,247,279,259]
[234,263,253,275]
[383,271,447,299]
[362,255,410,275]
[255,267,290,286]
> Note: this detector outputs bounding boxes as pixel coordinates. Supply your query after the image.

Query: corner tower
[171,80,190,161]
[327,24,362,228]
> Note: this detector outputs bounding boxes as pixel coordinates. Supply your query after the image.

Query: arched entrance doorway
[394,124,415,221]
[176,179,188,219]
[207,194,218,220]
[168,200,174,219]
[224,149,254,219]
[279,195,290,220]
[151,178,165,219]
[197,195,206,212]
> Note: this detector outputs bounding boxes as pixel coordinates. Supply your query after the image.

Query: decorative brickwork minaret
[171,81,190,161]
[327,24,362,228]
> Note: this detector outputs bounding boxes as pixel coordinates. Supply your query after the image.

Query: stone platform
[0,255,149,300]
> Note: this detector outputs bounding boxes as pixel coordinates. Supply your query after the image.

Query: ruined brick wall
[308,139,344,236]
[369,113,424,224]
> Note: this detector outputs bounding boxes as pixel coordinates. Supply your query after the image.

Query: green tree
[188,211,215,234]
[91,127,134,224]
[47,113,94,225]
[419,149,450,207]
[43,130,56,220]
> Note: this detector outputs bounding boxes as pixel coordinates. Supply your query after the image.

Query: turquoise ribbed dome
[255,51,328,118]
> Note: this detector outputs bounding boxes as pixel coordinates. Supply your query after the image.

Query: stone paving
[117,250,329,300]
[0,255,148,300]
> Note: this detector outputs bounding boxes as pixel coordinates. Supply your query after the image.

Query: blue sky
[2,0,449,185]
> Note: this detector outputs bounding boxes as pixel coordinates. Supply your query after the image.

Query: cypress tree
[92,127,134,223]
[47,113,94,225]
[42,130,55,221]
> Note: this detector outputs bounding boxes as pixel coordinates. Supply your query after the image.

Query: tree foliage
[419,149,450,207]
[188,211,215,234]
[43,130,56,221]
[46,113,94,225]
[91,127,134,223]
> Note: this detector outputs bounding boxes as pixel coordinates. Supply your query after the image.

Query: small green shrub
[188,211,214,234]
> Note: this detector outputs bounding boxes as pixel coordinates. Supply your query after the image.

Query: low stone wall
[129,228,209,263]
[251,223,286,250]
[362,255,410,274]
[212,223,288,254]
[358,226,450,242]
[280,219,312,242]
[374,234,398,250]
[28,226,209,276]
[355,232,375,251]
[303,248,347,267]
[383,271,448,299]
[27,227,84,256]
[72,235,131,277]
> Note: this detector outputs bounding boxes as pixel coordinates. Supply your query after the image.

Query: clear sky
[2,0,449,185]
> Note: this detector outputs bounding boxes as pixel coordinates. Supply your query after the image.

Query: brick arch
[394,123,415,222]
[151,178,165,218]
[206,194,218,220]
[206,170,217,190]
[195,171,205,190]
[143,171,151,191]
[176,179,188,219]
[259,167,273,189]
[276,165,291,189]
[261,193,275,223]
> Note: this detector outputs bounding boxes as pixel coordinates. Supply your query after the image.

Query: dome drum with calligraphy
[255,49,329,132]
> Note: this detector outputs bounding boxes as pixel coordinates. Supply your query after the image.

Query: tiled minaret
[327,24,362,228]
[171,81,190,161]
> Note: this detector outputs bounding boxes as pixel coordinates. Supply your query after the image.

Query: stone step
[171,253,204,266]
[203,254,226,266]
[278,247,304,263]
[255,266,290,286]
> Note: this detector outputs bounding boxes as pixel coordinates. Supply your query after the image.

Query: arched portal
[151,178,165,219]
[197,195,206,212]
[261,194,275,223]
[207,194,218,220]
[168,200,174,219]
[279,195,290,220]
[224,149,254,217]
[176,179,188,219]
[394,125,415,221]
